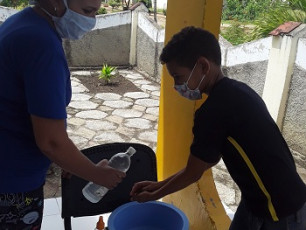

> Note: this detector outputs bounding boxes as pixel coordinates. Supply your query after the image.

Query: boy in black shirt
[130,27,306,229]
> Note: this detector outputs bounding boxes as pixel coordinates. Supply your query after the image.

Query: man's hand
[94,159,126,189]
[31,115,126,190]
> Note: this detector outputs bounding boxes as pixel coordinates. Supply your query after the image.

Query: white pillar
[129,3,148,66]
[262,24,306,129]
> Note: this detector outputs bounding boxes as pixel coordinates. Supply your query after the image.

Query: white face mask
[174,63,206,100]
[41,0,96,40]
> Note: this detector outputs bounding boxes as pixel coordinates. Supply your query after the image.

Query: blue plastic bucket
[108,201,189,230]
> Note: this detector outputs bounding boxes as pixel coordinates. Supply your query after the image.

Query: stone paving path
[67,69,160,152]
[44,69,160,198]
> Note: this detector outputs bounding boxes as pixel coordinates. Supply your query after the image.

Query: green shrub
[221,21,252,45]
[0,0,28,8]
[99,64,117,84]
[251,0,306,39]
[222,0,283,21]
[96,7,107,15]
[139,0,152,8]
[109,0,121,9]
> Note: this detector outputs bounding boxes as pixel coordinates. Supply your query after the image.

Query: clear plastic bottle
[82,146,136,203]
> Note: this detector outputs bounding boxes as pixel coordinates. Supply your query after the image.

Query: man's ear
[50,0,66,16]
[198,56,210,75]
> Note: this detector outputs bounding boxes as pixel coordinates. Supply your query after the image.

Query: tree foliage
[251,0,306,39]
[222,0,283,21]
[0,0,28,8]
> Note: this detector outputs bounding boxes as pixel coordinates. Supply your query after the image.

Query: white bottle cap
[126,146,136,156]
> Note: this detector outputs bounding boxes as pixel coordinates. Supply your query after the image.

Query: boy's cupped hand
[130,181,163,202]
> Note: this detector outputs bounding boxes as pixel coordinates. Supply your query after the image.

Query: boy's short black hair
[160,26,221,68]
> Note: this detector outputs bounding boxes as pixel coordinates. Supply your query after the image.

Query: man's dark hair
[160,26,221,68]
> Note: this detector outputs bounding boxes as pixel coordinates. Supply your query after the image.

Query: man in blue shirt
[0,1,125,229]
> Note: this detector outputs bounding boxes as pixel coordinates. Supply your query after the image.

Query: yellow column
[156,0,231,229]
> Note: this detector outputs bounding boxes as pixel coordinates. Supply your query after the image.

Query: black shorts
[0,185,44,230]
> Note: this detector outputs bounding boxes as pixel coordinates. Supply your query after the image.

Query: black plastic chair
[61,143,157,230]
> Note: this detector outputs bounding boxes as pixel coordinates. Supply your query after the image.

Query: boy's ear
[197,56,210,75]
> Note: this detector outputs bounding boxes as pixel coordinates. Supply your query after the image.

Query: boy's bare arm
[131,154,218,202]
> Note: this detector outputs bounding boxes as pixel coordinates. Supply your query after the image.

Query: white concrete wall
[138,12,165,42]
[64,11,133,67]
[296,38,306,70]
[136,12,164,82]
[94,11,131,30]
[0,6,18,22]
[223,37,272,67]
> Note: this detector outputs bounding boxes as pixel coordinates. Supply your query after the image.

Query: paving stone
[146,107,159,116]
[85,120,117,131]
[95,93,121,101]
[90,99,103,104]
[125,74,144,80]
[66,107,77,115]
[228,205,238,213]
[130,138,150,146]
[116,126,136,137]
[142,114,158,121]
[112,109,143,118]
[69,135,88,147]
[151,95,160,100]
[103,100,133,108]
[69,101,99,110]
[94,132,126,143]
[123,97,134,102]
[66,127,74,134]
[151,91,160,97]
[133,83,141,88]
[71,93,92,101]
[74,127,96,139]
[71,80,81,87]
[214,182,236,205]
[67,117,86,126]
[71,70,92,76]
[98,105,114,112]
[133,105,146,112]
[138,131,157,143]
[124,92,150,99]
[118,70,133,75]
[124,118,152,129]
[215,159,228,171]
[141,85,160,91]
[72,85,89,93]
[106,115,124,124]
[133,80,152,85]
[75,110,108,119]
[90,70,100,75]
[70,77,81,82]
[135,99,159,107]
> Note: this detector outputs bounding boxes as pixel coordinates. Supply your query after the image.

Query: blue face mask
[174,63,206,100]
[41,0,96,40]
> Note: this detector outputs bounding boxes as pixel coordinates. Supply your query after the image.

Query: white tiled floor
[42,198,110,230]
